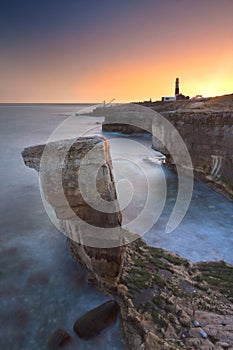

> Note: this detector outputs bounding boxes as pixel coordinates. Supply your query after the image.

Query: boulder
[73,300,119,339]
[47,329,71,350]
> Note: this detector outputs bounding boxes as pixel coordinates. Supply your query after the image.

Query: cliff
[22,136,125,287]
[151,110,233,199]
[92,95,233,199]
[147,94,233,199]
[92,103,154,134]
[22,136,233,350]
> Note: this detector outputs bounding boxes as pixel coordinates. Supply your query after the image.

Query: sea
[0,103,232,350]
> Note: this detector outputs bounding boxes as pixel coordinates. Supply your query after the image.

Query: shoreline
[194,171,233,202]
[164,162,233,202]
[83,236,233,350]
[21,134,233,350]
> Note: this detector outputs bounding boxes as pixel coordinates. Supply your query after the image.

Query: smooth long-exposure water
[0,104,125,350]
[103,131,233,263]
[0,104,232,349]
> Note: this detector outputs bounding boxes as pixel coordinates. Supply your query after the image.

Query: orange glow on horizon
[1,1,232,103]
[73,43,233,103]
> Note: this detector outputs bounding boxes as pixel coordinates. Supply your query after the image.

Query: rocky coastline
[145,94,233,201]
[22,135,233,350]
[92,94,233,201]
[116,238,233,350]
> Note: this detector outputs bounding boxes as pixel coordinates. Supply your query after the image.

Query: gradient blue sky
[1,0,233,102]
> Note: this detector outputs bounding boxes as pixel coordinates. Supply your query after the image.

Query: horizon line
[0,93,232,105]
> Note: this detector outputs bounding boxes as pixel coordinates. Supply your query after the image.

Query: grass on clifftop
[120,237,233,345]
[194,261,233,302]
[123,238,233,306]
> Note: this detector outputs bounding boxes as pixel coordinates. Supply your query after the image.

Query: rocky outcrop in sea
[22,135,233,350]
[22,136,125,287]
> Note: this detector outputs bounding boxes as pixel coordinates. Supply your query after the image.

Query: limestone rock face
[22,136,125,286]
[22,135,233,350]
[152,110,233,188]
[92,99,233,198]
[92,103,155,134]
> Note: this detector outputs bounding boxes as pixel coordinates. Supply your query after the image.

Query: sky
[0,0,233,103]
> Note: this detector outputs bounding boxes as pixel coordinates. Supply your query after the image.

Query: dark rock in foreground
[73,300,119,339]
[47,329,72,350]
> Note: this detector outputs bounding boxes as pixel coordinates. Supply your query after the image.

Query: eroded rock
[22,136,125,287]
[118,239,233,350]
[22,135,233,350]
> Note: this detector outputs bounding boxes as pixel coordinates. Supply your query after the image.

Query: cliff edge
[22,136,125,287]
[22,136,233,350]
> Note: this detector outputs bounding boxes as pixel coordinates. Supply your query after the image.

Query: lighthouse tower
[175,77,179,96]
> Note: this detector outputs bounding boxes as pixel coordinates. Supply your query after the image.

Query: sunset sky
[1,0,233,103]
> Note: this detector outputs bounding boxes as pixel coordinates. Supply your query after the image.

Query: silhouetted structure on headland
[175,77,179,96]
[161,78,189,102]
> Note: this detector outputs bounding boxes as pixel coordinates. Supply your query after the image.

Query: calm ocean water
[0,104,232,349]
[0,104,125,350]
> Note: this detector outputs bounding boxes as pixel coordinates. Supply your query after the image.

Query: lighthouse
[175,77,179,96]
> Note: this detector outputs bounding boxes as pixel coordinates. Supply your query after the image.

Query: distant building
[161,96,176,102]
